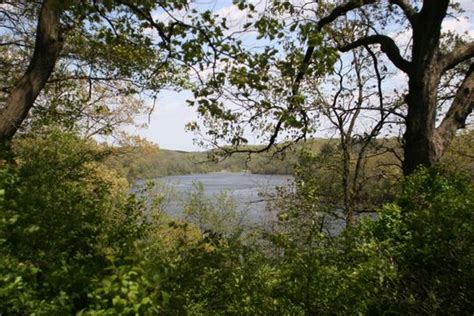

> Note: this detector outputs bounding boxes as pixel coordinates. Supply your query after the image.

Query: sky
[132,0,259,151]
[133,0,474,151]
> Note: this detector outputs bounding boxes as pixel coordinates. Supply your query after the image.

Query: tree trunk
[402,0,448,175]
[341,141,357,227]
[0,0,63,143]
[403,72,441,175]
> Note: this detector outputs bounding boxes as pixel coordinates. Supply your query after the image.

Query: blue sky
[134,0,474,151]
[134,0,261,151]
[137,90,198,150]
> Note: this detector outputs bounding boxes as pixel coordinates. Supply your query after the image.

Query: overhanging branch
[292,0,376,95]
[339,35,411,73]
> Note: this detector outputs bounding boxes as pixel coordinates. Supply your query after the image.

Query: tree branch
[317,0,376,30]
[441,41,474,72]
[292,0,376,95]
[388,0,417,25]
[339,35,411,73]
[436,63,474,156]
[117,0,171,44]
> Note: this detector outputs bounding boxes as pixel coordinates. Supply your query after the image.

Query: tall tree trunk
[0,0,64,144]
[402,0,448,175]
[403,72,442,175]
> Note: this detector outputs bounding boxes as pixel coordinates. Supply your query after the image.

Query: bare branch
[339,35,411,73]
[0,40,27,47]
[317,0,376,30]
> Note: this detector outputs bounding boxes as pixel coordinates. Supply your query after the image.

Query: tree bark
[435,64,474,156]
[402,0,449,175]
[0,0,64,143]
[403,73,441,174]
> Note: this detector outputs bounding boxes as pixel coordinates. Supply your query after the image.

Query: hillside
[106,131,473,184]
[105,138,332,182]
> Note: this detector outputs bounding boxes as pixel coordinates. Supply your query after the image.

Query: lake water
[143,172,292,227]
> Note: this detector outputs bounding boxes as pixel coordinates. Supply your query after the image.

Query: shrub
[0,131,149,313]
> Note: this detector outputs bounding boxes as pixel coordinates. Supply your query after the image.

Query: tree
[29,79,152,139]
[294,0,473,174]
[188,0,472,176]
[0,0,194,145]
[0,0,64,141]
[311,46,401,225]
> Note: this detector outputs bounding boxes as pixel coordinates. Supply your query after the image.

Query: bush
[1,130,472,315]
[0,131,149,314]
[374,168,474,314]
[270,167,473,314]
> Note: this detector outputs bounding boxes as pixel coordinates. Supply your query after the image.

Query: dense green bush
[0,132,150,313]
[374,168,474,314]
[1,131,472,315]
[269,167,473,314]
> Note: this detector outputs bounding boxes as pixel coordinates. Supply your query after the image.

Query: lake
[140,172,292,228]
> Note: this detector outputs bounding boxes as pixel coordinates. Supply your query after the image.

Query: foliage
[0,131,150,313]
[378,168,474,314]
[268,144,399,233]
[183,182,241,236]
[0,1,177,140]
[1,129,473,315]
[269,167,474,314]
[1,1,472,314]
[440,129,474,178]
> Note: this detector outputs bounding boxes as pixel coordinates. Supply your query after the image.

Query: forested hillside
[107,133,473,183]
[105,138,331,181]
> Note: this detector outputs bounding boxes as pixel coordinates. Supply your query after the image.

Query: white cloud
[442,16,474,39]
[456,0,474,12]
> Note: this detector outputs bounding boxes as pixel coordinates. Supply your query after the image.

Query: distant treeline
[105,139,331,182]
[105,132,474,184]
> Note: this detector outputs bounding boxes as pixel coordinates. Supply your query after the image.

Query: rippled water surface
[142,172,292,226]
